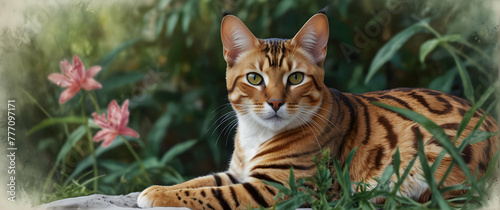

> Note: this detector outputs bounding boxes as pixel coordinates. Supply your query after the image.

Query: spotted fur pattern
[137,13,498,209]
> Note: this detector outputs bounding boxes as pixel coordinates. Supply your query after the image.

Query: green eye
[247,73,263,85]
[288,72,304,85]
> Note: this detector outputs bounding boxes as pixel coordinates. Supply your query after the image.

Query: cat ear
[291,14,329,65]
[221,15,259,66]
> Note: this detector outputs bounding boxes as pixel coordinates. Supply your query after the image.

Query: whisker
[210,111,237,136]
[298,109,337,132]
[217,117,239,146]
[296,113,322,148]
[205,104,234,135]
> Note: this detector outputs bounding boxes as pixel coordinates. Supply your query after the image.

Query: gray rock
[35,192,189,210]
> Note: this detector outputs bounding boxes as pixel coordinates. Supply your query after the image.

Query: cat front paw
[137,185,170,208]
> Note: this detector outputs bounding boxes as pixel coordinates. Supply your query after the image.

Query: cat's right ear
[291,13,329,66]
[221,15,259,67]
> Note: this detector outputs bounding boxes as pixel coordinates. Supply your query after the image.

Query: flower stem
[20,87,52,117]
[81,93,99,192]
[20,87,72,193]
[86,91,101,114]
[120,135,152,184]
[42,163,58,194]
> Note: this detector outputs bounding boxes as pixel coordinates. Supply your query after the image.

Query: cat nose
[267,99,284,112]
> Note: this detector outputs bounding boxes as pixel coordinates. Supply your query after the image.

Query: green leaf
[483,151,500,179]
[275,0,295,17]
[460,130,497,146]
[161,173,185,185]
[99,72,145,93]
[446,47,475,103]
[261,180,289,193]
[147,107,174,156]
[428,68,457,93]
[28,116,86,135]
[416,131,449,208]
[87,118,101,129]
[68,137,141,179]
[166,12,179,37]
[393,195,424,207]
[155,14,166,37]
[455,38,493,61]
[393,147,401,179]
[420,34,462,63]
[157,0,172,10]
[288,166,296,190]
[160,139,197,165]
[181,8,191,33]
[392,156,417,196]
[98,38,139,75]
[275,192,310,210]
[419,39,440,63]
[344,146,358,171]
[56,126,86,164]
[338,0,351,19]
[455,85,496,140]
[365,19,429,84]
[440,184,469,193]
[379,165,394,185]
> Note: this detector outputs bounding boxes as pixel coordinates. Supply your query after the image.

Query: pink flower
[92,99,139,147]
[48,55,102,104]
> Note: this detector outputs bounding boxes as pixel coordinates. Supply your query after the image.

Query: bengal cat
[137,12,498,209]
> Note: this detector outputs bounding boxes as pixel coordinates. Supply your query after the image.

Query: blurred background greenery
[0,0,498,205]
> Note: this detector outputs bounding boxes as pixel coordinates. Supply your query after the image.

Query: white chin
[258,116,290,131]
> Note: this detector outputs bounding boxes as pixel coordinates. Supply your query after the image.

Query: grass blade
[344,146,358,170]
[98,38,139,75]
[56,126,86,164]
[416,129,450,208]
[455,85,496,140]
[28,116,86,135]
[419,34,462,63]
[392,156,417,196]
[444,44,475,103]
[160,139,198,165]
[365,19,429,84]
[393,147,401,179]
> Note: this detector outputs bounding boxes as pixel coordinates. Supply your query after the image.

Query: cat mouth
[264,114,284,121]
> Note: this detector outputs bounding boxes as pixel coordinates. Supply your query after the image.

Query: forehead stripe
[262,38,287,68]
[278,42,286,68]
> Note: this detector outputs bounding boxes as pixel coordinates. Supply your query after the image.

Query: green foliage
[160,139,198,165]
[27,116,86,135]
[263,167,312,210]
[307,149,335,209]
[365,19,430,84]
[40,171,103,204]
[419,34,462,63]
[56,126,86,164]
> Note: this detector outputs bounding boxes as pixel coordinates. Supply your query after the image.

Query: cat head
[221,13,329,131]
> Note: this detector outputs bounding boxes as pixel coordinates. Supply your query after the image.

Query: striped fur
[138,14,498,209]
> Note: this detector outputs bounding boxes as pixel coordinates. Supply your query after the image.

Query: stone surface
[35,192,189,210]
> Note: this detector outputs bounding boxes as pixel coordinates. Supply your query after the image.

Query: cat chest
[234,129,276,182]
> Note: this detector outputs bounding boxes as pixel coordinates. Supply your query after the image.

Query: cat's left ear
[291,13,329,66]
[221,15,260,67]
